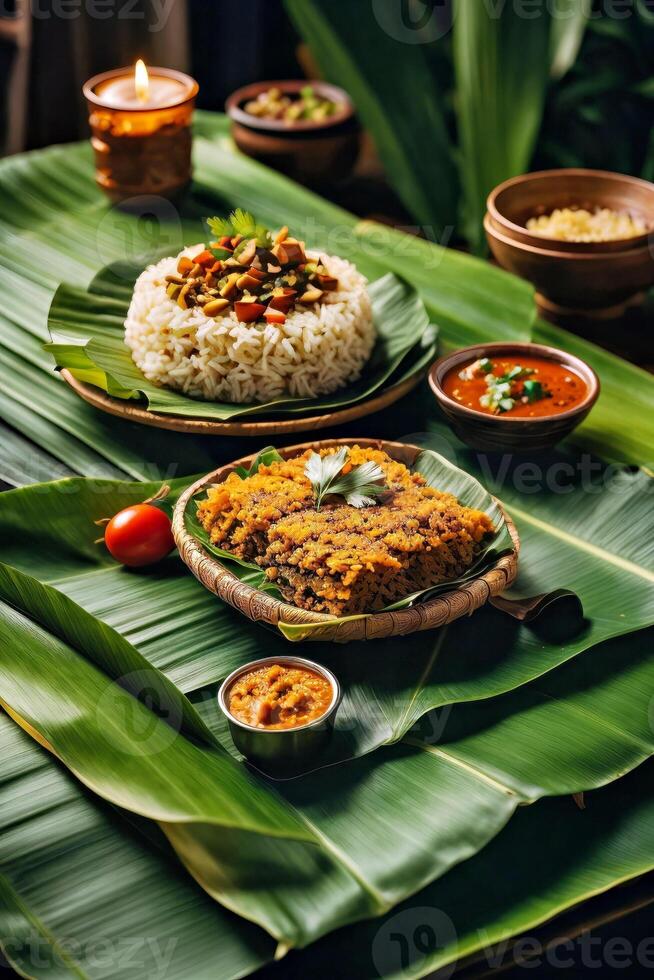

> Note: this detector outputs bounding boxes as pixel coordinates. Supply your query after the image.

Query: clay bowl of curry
[429,342,599,453]
[218,656,340,773]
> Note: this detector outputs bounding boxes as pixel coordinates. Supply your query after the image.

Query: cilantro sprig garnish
[206,209,272,248]
[305,447,388,510]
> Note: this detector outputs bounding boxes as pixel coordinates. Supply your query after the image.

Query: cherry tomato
[104,503,175,567]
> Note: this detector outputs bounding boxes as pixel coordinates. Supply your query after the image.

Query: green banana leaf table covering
[0,113,653,979]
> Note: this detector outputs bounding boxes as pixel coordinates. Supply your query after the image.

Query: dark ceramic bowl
[485,169,654,319]
[226,79,360,185]
[218,656,340,775]
[428,342,600,453]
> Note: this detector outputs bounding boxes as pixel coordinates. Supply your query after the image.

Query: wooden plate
[61,369,424,437]
[172,438,520,643]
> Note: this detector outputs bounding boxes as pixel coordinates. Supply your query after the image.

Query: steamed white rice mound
[124,245,375,403]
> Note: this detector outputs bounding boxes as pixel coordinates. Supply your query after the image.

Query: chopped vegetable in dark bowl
[226,79,360,185]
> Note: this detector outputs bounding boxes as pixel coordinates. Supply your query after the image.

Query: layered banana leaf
[0,558,652,949]
[184,443,513,633]
[277,757,654,978]
[3,702,653,980]
[46,268,438,421]
[0,118,651,467]
[1,420,652,755]
[0,711,277,980]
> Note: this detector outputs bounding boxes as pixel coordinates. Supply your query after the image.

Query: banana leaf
[0,417,652,753]
[0,711,277,980]
[3,701,653,980]
[0,562,652,950]
[184,444,513,637]
[46,270,438,420]
[274,757,654,979]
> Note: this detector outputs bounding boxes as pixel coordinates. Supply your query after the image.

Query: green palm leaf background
[0,89,653,978]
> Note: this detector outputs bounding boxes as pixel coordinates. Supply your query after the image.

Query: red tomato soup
[442,355,588,419]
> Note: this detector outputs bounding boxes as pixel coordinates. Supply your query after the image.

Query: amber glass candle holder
[83,66,199,204]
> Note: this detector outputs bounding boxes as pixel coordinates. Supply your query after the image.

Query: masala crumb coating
[197,447,494,616]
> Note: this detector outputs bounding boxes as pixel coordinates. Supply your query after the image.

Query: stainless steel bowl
[218,656,341,774]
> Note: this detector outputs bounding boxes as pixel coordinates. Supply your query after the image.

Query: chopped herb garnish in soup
[443,356,588,418]
[227,663,333,730]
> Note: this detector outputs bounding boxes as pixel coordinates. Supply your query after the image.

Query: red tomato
[104,504,175,567]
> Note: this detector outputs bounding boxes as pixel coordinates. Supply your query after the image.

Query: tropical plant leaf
[533,317,654,463]
[452,0,552,253]
[46,271,437,420]
[1,420,652,756]
[549,0,591,79]
[2,118,653,467]
[285,0,460,236]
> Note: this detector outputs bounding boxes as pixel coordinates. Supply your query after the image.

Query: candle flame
[134,59,149,104]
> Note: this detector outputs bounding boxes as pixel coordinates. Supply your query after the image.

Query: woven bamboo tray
[172,439,520,643]
[61,369,423,437]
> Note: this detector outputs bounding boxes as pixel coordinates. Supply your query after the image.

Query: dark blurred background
[0,0,304,154]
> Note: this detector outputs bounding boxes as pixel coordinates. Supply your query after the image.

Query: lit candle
[83,63,199,203]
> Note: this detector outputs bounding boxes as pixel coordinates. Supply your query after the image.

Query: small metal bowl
[218,656,341,774]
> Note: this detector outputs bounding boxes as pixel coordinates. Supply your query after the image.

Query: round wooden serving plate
[172,438,520,643]
[61,369,423,437]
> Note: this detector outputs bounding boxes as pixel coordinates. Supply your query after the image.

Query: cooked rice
[197,446,494,616]
[124,245,375,403]
[526,207,647,243]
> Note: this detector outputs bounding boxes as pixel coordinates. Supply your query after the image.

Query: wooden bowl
[226,80,360,186]
[487,168,654,254]
[485,214,654,317]
[428,342,600,453]
[485,169,654,319]
[172,438,519,644]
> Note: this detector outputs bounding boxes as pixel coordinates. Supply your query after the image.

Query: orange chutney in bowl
[227,662,334,730]
[442,354,588,419]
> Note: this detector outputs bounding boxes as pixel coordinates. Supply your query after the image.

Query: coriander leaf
[523,379,545,403]
[305,447,348,509]
[205,210,273,248]
[230,208,272,248]
[206,215,234,239]
[341,490,382,509]
[209,246,233,261]
[305,450,387,509]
